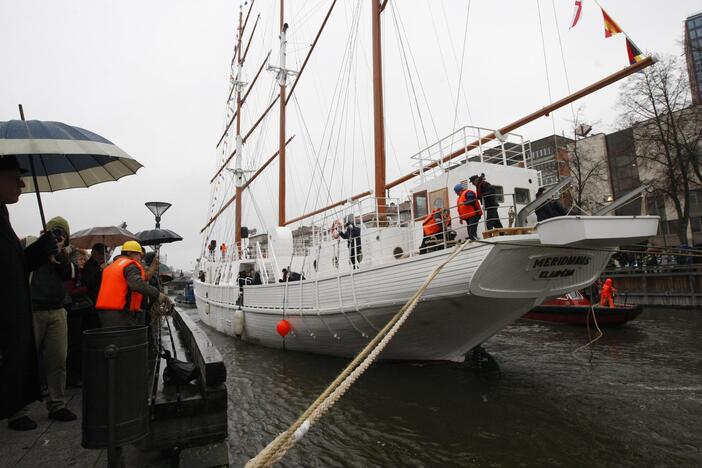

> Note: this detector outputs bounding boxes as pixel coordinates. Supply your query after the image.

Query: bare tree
[564,108,608,213]
[618,55,702,245]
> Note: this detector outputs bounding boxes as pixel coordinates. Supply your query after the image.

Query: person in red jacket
[454,184,482,240]
[599,278,617,308]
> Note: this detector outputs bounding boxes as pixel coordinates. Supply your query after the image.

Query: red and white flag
[570,0,583,29]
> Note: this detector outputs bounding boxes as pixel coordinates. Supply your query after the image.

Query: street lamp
[145,202,172,228]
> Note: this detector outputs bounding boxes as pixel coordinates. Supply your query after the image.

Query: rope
[246,240,472,467]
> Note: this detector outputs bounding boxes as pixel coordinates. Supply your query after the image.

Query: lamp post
[145,201,172,229]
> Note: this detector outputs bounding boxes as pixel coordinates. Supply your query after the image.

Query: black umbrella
[135,228,183,246]
[0,105,142,229]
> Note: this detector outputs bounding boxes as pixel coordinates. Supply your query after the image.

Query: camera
[51,228,66,239]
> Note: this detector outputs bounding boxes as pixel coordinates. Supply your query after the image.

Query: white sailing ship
[195,1,658,361]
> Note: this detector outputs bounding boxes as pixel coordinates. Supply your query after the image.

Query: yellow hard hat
[121,240,143,254]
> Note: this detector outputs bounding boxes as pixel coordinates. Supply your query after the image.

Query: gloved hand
[25,231,59,262]
[158,293,173,306]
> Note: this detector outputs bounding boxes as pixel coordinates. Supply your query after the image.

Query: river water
[189,309,702,467]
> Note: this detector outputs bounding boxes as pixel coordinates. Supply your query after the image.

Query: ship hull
[195,235,614,361]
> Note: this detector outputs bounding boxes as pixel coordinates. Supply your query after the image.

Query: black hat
[0,155,27,173]
[469,174,479,182]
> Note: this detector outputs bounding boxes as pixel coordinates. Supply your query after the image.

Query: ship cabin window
[515,188,531,204]
[413,190,428,219]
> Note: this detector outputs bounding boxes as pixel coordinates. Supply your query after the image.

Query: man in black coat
[338,217,362,269]
[535,187,568,221]
[470,174,503,230]
[0,155,58,431]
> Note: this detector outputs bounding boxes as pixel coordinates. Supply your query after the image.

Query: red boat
[524,291,643,326]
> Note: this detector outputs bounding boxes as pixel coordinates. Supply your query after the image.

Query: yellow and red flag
[601,8,623,38]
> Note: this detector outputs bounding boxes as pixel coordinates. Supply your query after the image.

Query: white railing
[409,126,528,182]
[255,242,270,284]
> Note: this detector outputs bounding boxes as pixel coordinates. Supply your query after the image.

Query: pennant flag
[601,7,623,38]
[625,37,643,65]
[570,0,583,29]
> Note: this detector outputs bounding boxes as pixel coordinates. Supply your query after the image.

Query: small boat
[524,291,643,326]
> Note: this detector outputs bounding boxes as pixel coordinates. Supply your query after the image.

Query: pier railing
[602,265,702,308]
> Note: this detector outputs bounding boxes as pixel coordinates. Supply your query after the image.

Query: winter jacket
[30,252,74,310]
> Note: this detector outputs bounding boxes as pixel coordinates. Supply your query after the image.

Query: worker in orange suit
[220,242,228,259]
[599,278,617,308]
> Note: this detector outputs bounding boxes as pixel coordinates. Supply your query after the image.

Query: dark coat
[475,180,499,208]
[535,200,568,221]
[0,205,49,418]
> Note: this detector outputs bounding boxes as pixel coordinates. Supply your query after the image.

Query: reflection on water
[191,309,702,467]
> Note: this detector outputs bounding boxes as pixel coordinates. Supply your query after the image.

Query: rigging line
[438,1,473,126]
[394,1,440,142]
[451,0,472,135]
[536,0,558,136]
[292,94,334,224]
[389,1,430,150]
[550,0,577,122]
[302,1,361,216]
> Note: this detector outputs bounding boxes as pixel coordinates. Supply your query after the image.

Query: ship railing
[409,125,528,182]
[304,196,404,246]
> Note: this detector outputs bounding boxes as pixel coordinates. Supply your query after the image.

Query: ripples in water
[190,309,702,467]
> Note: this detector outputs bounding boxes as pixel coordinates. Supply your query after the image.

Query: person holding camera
[29,216,77,422]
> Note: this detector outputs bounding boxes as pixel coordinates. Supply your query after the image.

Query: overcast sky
[2,0,699,270]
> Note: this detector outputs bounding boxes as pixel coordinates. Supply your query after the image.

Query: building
[527,135,572,187]
[685,11,702,105]
[528,104,702,246]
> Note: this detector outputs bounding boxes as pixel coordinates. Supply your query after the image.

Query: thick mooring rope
[246,240,472,467]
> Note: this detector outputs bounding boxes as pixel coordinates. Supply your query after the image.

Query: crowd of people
[1,154,172,432]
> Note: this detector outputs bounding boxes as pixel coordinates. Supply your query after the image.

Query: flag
[570,0,583,29]
[601,7,623,38]
[625,38,643,65]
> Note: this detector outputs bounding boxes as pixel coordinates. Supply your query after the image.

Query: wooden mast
[234,7,244,255]
[278,0,287,226]
[372,0,387,222]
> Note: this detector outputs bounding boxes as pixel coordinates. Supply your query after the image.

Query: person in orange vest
[599,278,616,308]
[95,241,171,328]
[220,242,228,259]
[441,208,457,242]
[419,208,444,253]
[454,183,482,240]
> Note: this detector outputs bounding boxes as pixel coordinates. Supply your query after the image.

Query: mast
[278,0,287,226]
[234,7,245,255]
[372,0,387,222]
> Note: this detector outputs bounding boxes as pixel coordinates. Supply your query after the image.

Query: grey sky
[1,0,699,269]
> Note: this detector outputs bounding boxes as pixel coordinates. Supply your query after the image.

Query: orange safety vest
[422,209,442,236]
[95,257,146,312]
[457,189,482,220]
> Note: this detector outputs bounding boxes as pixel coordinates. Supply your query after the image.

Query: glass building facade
[685,12,702,105]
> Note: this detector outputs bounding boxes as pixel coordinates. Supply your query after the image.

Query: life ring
[331,219,342,239]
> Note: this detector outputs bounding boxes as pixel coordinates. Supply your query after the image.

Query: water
[189,309,702,467]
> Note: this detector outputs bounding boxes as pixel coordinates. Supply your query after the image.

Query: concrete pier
[0,388,168,468]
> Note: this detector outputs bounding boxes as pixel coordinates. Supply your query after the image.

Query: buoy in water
[233,309,244,336]
[276,319,291,337]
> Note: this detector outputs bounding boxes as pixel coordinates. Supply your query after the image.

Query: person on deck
[535,187,568,221]
[1,155,60,431]
[599,278,617,308]
[95,241,171,328]
[338,216,362,269]
[454,183,482,241]
[220,242,228,260]
[419,208,444,253]
[470,174,502,230]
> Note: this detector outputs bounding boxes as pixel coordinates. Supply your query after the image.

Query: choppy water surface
[190,309,702,467]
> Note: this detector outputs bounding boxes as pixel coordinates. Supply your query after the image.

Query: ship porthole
[393,247,404,259]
